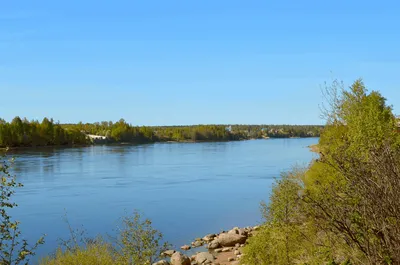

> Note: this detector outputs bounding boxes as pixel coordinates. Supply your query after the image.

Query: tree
[243,79,400,265]
[113,211,169,265]
[305,79,400,264]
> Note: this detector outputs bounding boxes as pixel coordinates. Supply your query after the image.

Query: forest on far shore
[0,117,323,148]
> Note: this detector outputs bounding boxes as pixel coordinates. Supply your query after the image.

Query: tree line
[0,117,322,148]
[62,121,322,143]
[0,117,88,148]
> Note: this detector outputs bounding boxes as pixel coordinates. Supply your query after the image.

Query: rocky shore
[153,225,260,265]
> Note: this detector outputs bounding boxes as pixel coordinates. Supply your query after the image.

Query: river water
[8,138,318,261]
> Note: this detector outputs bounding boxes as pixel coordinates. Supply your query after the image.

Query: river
[8,138,318,261]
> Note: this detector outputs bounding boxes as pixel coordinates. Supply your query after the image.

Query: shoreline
[156,225,260,265]
[1,136,320,151]
[308,143,320,152]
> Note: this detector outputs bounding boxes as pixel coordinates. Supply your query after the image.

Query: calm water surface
[9,138,317,261]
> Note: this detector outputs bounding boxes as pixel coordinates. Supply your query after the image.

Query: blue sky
[1,0,400,125]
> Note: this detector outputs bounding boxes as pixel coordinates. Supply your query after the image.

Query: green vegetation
[40,211,169,265]
[0,151,45,265]
[242,79,400,264]
[0,117,88,148]
[0,116,322,148]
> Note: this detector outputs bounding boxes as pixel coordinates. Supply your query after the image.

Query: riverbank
[154,226,259,265]
[308,144,320,152]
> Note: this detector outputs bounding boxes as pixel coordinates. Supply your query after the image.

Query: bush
[40,240,116,265]
[40,211,168,265]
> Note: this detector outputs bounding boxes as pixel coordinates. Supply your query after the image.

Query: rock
[214,248,222,253]
[238,228,248,236]
[217,233,247,247]
[192,240,204,247]
[221,247,231,252]
[195,252,215,264]
[228,257,235,262]
[202,234,216,242]
[227,228,239,235]
[171,252,191,265]
[253,225,260,231]
[153,260,170,265]
[235,243,240,248]
[240,244,244,247]
[180,245,191,251]
[162,250,176,257]
[234,250,240,255]
[207,240,220,249]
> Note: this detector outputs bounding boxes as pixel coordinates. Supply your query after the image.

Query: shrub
[40,211,168,265]
[40,239,116,265]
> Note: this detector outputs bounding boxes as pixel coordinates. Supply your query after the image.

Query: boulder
[207,240,220,249]
[238,228,248,236]
[221,247,232,252]
[217,233,247,247]
[227,228,239,235]
[195,252,215,264]
[202,234,216,242]
[170,252,191,265]
[180,245,191,251]
[162,250,176,257]
[192,240,204,247]
[153,260,170,265]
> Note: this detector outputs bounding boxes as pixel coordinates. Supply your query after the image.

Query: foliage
[40,239,116,265]
[0,117,88,148]
[243,169,342,265]
[112,211,170,265]
[62,122,322,143]
[243,170,305,265]
[0,116,322,148]
[0,151,45,265]
[40,211,168,265]
[304,80,400,264]
[242,79,400,265]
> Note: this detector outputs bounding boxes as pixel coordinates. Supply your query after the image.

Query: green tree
[113,211,169,265]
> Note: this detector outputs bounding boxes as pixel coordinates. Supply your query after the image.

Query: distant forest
[0,117,323,148]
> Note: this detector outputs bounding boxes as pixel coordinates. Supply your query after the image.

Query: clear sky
[1,0,400,125]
